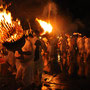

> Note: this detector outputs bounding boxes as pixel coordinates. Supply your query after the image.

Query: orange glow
[0,5,23,43]
[73,32,82,36]
[0,10,12,24]
[36,18,52,35]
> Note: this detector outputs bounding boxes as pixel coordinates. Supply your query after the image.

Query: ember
[36,18,53,35]
[0,5,23,43]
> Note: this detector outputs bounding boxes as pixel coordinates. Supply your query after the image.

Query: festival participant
[66,35,71,70]
[77,35,84,55]
[0,43,9,76]
[34,35,46,89]
[46,41,52,61]
[84,37,90,77]
[6,50,16,72]
[85,37,90,56]
[15,35,35,90]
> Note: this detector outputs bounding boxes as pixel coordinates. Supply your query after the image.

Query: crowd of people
[0,32,47,90]
[57,33,90,77]
[0,31,90,90]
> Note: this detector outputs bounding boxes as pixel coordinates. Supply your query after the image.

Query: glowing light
[58,54,60,62]
[0,5,23,43]
[36,18,52,35]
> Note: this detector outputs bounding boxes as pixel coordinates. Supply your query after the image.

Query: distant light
[39,36,42,39]
[58,54,60,62]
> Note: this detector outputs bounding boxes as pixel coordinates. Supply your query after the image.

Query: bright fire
[0,5,23,43]
[36,18,52,35]
[0,10,12,24]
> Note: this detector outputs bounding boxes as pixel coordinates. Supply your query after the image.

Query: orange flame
[0,10,12,24]
[36,18,52,35]
[0,5,23,43]
[73,33,82,36]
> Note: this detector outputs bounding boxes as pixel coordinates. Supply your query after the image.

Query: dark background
[53,0,90,37]
[4,0,90,37]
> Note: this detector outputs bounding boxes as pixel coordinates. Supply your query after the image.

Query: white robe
[15,37,34,87]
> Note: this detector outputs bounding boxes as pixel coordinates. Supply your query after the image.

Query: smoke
[13,0,49,18]
[39,2,85,36]
[51,15,85,35]
[6,0,85,34]
[42,2,57,19]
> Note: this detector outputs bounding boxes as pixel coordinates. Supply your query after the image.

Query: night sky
[53,0,90,37]
[4,0,90,37]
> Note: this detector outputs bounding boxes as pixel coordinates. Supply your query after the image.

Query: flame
[0,10,12,24]
[73,32,82,36]
[36,18,52,35]
[0,5,23,43]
